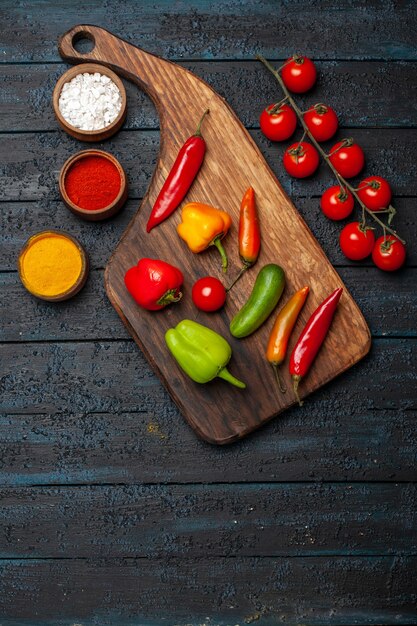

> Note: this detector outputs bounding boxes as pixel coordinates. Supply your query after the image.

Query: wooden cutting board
[59,25,371,445]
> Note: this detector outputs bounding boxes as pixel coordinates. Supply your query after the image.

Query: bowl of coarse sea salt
[52,63,127,141]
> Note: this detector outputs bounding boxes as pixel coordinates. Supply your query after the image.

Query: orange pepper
[266,286,309,393]
[177,202,232,272]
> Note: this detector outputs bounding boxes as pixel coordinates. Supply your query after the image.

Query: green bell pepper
[165,319,246,389]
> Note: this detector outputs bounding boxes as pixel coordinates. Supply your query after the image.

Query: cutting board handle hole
[72,31,95,55]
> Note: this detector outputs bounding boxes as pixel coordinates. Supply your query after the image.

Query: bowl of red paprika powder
[59,149,128,221]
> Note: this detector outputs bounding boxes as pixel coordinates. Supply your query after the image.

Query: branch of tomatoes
[256,54,407,272]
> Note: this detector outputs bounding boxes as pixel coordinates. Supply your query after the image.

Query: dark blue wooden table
[0,2,416,624]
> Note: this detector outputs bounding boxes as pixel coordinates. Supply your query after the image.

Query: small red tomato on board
[192,276,227,312]
[281,55,317,93]
[283,141,320,178]
[320,185,355,220]
[329,139,365,179]
[372,235,406,271]
[259,103,297,141]
[357,176,392,212]
[304,104,338,142]
[339,222,375,260]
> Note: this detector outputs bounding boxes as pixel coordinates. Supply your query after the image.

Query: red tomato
[192,276,226,312]
[260,103,297,141]
[372,235,406,271]
[339,222,375,260]
[304,104,338,142]
[320,186,355,220]
[283,141,320,178]
[357,176,392,212]
[329,139,365,178]
[281,56,317,93]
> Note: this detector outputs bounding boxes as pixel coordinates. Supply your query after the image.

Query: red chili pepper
[289,287,343,406]
[266,286,309,393]
[124,258,183,311]
[146,109,209,232]
[227,187,261,290]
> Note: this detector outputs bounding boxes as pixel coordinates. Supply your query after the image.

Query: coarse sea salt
[58,72,122,131]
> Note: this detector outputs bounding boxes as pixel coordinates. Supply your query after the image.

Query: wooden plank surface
[2,129,417,201]
[1,0,416,623]
[1,557,416,625]
[2,198,416,272]
[1,483,416,557]
[54,24,370,443]
[1,61,416,131]
[1,338,415,415]
[2,266,416,341]
[1,0,416,61]
[1,409,415,485]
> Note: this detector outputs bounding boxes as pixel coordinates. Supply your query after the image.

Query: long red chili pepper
[289,287,343,406]
[146,109,209,232]
[227,187,261,291]
[266,286,309,393]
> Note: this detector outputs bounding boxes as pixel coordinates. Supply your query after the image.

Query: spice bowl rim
[18,229,90,302]
[52,62,127,142]
[59,149,128,221]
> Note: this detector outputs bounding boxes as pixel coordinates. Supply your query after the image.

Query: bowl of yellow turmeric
[18,230,89,301]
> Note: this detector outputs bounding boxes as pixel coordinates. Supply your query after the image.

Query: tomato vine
[256,54,406,248]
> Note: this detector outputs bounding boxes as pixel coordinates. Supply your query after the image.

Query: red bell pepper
[124,258,184,311]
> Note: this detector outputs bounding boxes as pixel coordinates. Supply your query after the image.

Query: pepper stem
[218,366,246,389]
[157,289,182,307]
[226,263,250,292]
[194,108,210,137]
[212,237,229,273]
[292,375,304,407]
[272,364,286,394]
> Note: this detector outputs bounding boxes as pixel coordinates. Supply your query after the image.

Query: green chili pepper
[165,319,246,388]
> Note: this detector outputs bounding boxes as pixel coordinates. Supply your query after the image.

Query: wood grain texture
[2,129,417,202]
[1,408,415,485]
[1,339,415,416]
[57,25,371,443]
[1,557,416,625]
[2,0,417,62]
[1,61,416,132]
[1,2,417,623]
[2,266,416,342]
[1,484,416,558]
[2,198,416,272]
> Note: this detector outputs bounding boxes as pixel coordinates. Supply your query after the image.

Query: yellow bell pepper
[177,202,232,272]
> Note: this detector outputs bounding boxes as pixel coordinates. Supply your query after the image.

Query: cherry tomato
[329,139,365,179]
[283,141,320,178]
[372,235,406,271]
[259,103,297,141]
[281,55,317,93]
[320,185,355,220]
[339,221,375,260]
[357,175,392,212]
[304,104,338,142]
[192,276,227,312]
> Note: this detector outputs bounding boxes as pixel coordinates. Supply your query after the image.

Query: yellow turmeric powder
[18,231,86,299]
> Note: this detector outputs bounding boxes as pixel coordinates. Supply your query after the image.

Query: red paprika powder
[65,155,121,210]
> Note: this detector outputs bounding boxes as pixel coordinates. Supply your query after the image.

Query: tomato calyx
[268,104,285,116]
[288,143,306,162]
[292,54,304,65]
[328,137,353,157]
[358,221,375,234]
[380,237,395,253]
[337,187,350,202]
[313,103,328,115]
